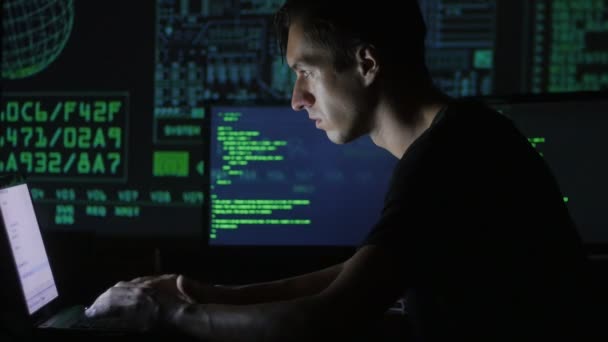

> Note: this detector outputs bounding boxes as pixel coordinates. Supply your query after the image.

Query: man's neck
[370,98,448,159]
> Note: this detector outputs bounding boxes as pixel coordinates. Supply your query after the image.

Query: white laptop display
[1,182,59,315]
[0,176,134,335]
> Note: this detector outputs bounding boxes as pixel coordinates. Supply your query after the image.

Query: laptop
[0,174,152,339]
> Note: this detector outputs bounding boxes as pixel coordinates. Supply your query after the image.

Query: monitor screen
[209,106,397,246]
[1,0,205,239]
[486,95,608,247]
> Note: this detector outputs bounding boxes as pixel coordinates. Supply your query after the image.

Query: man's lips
[309,116,321,127]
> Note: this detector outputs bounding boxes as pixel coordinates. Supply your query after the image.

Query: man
[86,0,590,340]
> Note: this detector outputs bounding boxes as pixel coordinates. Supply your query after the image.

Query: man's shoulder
[437,98,528,155]
[442,98,508,125]
[387,97,533,201]
[402,98,511,164]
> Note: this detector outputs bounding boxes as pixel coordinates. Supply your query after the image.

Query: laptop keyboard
[72,314,131,330]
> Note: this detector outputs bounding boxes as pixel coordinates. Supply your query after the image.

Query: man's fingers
[85,302,123,318]
[130,275,157,283]
[84,286,161,332]
[131,274,177,284]
[176,274,194,303]
[114,280,131,287]
[85,288,120,318]
[176,275,199,303]
[113,274,178,290]
[111,274,190,306]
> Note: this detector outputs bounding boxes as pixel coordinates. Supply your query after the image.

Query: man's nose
[291,85,315,111]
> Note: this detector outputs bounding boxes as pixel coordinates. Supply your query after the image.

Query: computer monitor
[485,93,608,254]
[208,105,398,246]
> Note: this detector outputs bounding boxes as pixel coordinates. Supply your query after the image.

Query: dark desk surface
[0,313,412,342]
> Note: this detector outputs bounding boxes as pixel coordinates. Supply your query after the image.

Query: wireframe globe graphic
[2,0,74,79]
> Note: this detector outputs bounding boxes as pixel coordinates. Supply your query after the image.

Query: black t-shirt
[360,100,589,341]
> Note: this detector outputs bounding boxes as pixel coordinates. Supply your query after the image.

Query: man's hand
[115,274,193,303]
[84,275,197,331]
[84,286,160,331]
[115,273,217,304]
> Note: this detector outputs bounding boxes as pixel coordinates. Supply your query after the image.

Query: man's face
[286,21,373,144]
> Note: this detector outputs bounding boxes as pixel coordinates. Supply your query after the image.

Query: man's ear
[356,45,380,87]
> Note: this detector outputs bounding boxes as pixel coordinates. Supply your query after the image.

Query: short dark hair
[274,0,429,79]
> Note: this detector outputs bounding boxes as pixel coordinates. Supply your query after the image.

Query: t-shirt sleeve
[357,155,439,275]
[360,196,429,251]
[357,115,455,274]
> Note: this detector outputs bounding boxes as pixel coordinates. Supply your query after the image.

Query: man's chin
[326,130,356,145]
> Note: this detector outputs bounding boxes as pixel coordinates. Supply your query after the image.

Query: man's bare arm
[182,262,344,305]
[164,295,325,341]
[163,246,407,341]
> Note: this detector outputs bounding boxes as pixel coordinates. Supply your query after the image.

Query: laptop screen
[0,183,58,314]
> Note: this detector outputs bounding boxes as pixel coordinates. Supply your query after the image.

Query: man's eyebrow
[289,61,310,71]
[288,55,322,70]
